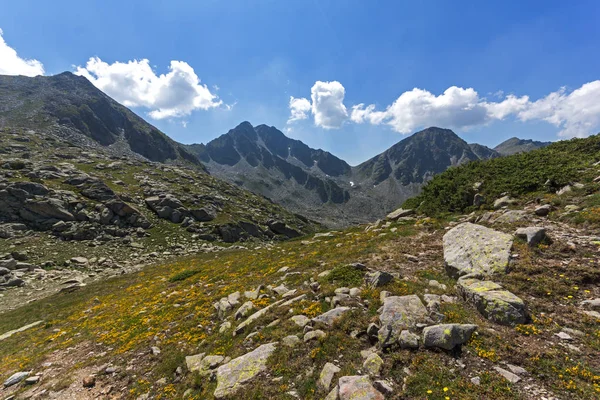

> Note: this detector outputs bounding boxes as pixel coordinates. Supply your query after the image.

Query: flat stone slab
[443,223,513,278]
[378,295,429,348]
[214,343,277,398]
[457,278,527,326]
[0,320,43,342]
[234,299,285,335]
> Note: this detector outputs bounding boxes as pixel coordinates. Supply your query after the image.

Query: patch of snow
[350,181,355,187]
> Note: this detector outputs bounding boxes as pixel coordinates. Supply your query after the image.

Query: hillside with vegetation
[404,134,600,218]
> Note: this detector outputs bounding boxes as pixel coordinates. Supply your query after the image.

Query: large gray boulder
[423,324,477,350]
[378,295,429,348]
[457,278,527,325]
[214,343,277,398]
[443,223,513,278]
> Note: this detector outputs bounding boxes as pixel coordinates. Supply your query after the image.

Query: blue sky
[1,0,600,165]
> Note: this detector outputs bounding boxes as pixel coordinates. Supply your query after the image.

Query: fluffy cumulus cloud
[287,81,348,129]
[0,28,44,76]
[290,79,600,138]
[519,81,600,137]
[75,57,222,119]
[288,96,311,122]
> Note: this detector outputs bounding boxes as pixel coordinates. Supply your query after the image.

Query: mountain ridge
[0,72,204,168]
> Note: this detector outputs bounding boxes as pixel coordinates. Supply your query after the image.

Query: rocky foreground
[1,193,599,399]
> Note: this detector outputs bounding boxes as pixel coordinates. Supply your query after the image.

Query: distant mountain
[468,143,500,160]
[185,122,352,226]
[188,125,493,227]
[0,72,202,167]
[494,137,552,156]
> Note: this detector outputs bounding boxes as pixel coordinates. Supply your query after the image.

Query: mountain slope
[494,137,552,156]
[0,72,202,167]
[189,125,494,227]
[186,122,353,226]
[404,134,600,215]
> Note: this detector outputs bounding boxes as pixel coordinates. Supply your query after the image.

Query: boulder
[312,307,351,327]
[362,353,384,376]
[186,354,225,375]
[214,343,277,398]
[493,195,516,209]
[282,335,301,348]
[443,223,513,278]
[338,375,384,400]
[493,210,530,224]
[378,295,429,348]
[399,330,420,349]
[268,221,302,238]
[457,278,527,325]
[422,324,477,350]
[514,227,547,246]
[3,371,30,387]
[365,271,393,288]
[290,315,311,328]
[234,301,254,320]
[386,208,415,220]
[190,206,217,222]
[534,204,552,216]
[318,362,341,391]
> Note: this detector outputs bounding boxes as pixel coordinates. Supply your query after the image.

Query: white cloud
[75,57,221,119]
[291,78,600,138]
[288,96,311,123]
[287,81,348,129]
[310,81,348,129]
[0,28,44,77]
[518,81,600,137]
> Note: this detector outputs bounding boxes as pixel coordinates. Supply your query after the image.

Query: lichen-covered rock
[399,330,420,349]
[422,324,477,350]
[312,307,351,327]
[214,343,277,398]
[318,362,341,391]
[186,354,224,375]
[443,223,513,278]
[457,278,527,325]
[378,295,429,348]
[234,299,285,335]
[338,375,384,400]
[363,353,384,376]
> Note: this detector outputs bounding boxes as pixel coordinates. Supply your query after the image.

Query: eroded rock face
[443,223,513,278]
[378,295,429,348]
[422,324,477,350]
[457,278,527,325]
[214,342,277,398]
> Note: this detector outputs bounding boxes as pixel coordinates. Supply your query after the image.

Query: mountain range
[0,72,552,227]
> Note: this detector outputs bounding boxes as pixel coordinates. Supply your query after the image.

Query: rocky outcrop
[443,223,513,278]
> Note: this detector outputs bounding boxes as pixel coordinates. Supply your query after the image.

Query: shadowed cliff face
[0,72,203,168]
